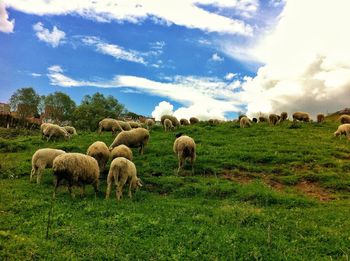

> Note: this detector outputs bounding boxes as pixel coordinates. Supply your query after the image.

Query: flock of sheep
[29,111,349,201]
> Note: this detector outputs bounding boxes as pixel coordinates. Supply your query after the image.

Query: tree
[9,87,41,118]
[44,92,76,123]
[73,93,126,130]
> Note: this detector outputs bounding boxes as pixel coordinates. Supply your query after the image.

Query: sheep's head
[334,131,340,137]
[131,178,143,189]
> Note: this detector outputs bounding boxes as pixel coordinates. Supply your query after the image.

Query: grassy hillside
[1,121,350,259]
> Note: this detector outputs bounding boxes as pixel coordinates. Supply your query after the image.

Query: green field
[1,121,350,260]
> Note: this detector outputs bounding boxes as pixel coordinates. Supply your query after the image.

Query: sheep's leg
[117,176,128,200]
[30,166,36,182]
[36,167,43,184]
[177,155,184,175]
[53,176,62,199]
[128,181,133,198]
[139,144,144,155]
[81,185,85,197]
[68,182,75,198]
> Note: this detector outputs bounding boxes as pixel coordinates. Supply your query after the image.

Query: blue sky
[2,1,349,120]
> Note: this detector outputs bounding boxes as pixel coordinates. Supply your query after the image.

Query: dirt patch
[219,170,253,184]
[295,181,334,201]
[264,179,285,191]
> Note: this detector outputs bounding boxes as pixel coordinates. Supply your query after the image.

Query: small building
[0,103,10,114]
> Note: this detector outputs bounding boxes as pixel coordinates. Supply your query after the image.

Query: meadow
[1,120,350,260]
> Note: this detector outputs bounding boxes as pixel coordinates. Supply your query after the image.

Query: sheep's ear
[137,179,143,187]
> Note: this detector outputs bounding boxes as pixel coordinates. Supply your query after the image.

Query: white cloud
[236,0,350,118]
[0,2,14,33]
[151,101,174,120]
[211,53,224,62]
[82,36,146,65]
[5,0,254,35]
[224,72,236,80]
[33,22,65,47]
[30,73,42,77]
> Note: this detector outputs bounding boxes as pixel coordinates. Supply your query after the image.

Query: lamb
[30,148,66,184]
[86,141,110,172]
[258,116,268,122]
[128,121,141,129]
[145,119,155,129]
[269,114,281,125]
[52,153,100,198]
[339,115,350,124]
[180,119,190,126]
[111,145,133,161]
[109,128,150,154]
[293,112,310,122]
[105,157,142,200]
[334,124,350,138]
[164,119,174,132]
[317,113,325,123]
[43,124,69,141]
[63,126,77,135]
[98,118,123,135]
[189,117,199,124]
[280,112,288,121]
[240,116,251,128]
[173,135,196,174]
[118,121,132,131]
[161,115,180,128]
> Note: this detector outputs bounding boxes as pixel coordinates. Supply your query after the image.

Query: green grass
[1,121,350,260]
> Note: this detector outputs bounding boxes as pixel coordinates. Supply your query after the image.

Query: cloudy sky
[1,0,349,120]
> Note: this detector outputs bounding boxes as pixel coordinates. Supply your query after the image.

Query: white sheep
[98,118,123,135]
[118,120,132,131]
[173,135,196,174]
[30,148,66,184]
[180,119,190,126]
[293,112,310,122]
[164,118,174,132]
[189,117,199,124]
[110,145,133,161]
[63,126,77,135]
[339,115,350,124]
[86,141,110,172]
[161,115,180,128]
[109,128,150,154]
[52,153,100,198]
[334,124,350,138]
[240,116,251,128]
[128,121,141,129]
[43,124,69,141]
[105,157,142,200]
[145,119,155,129]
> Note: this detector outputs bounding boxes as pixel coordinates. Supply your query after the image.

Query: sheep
[43,124,69,141]
[339,115,350,124]
[63,126,77,135]
[208,119,220,125]
[98,118,123,135]
[240,116,251,128]
[110,145,133,161]
[52,153,100,198]
[238,115,247,120]
[173,135,196,175]
[317,113,325,123]
[164,119,174,132]
[280,112,288,121]
[105,157,142,200]
[30,148,66,184]
[189,117,199,124]
[161,115,180,128]
[145,119,155,129]
[269,114,281,125]
[258,116,268,122]
[180,119,190,126]
[109,128,150,154]
[128,121,141,129]
[252,118,258,123]
[86,141,110,172]
[334,124,350,138]
[293,112,310,122]
[118,120,132,131]
[40,123,53,138]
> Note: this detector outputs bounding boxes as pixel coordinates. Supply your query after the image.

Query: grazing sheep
[189,117,199,124]
[240,116,251,128]
[30,148,66,184]
[164,119,174,132]
[43,124,69,141]
[173,135,196,174]
[52,153,100,198]
[334,124,350,138]
[63,126,77,135]
[105,157,142,200]
[293,112,310,122]
[258,116,268,122]
[339,115,350,124]
[86,141,110,172]
[128,121,141,128]
[280,112,288,121]
[109,128,150,154]
[98,118,123,135]
[40,123,53,138]
[145,119,155,129]
[238,115,247,121]
[161,115,180,128]
[317,113,325,123]
[118,121,132,131]
[111,145,133,161]
[208,119,220,125]
[180,119,190,126]
[269,114,281,125]
[252,118,258,123]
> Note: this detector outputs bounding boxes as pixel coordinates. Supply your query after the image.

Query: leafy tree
[73,93,126,130]
[44,92,76,123]
[9,87,41,118]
